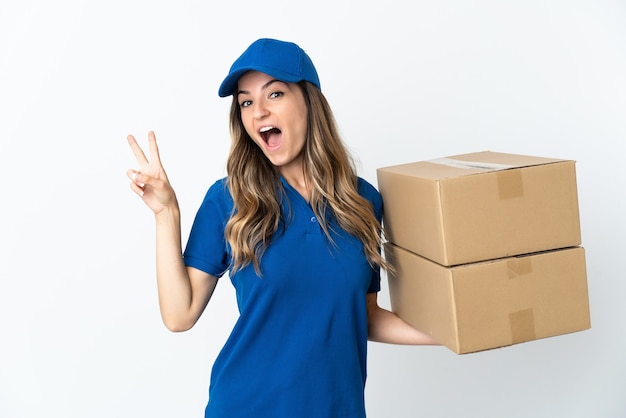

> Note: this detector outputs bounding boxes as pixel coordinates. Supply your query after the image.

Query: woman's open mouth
[260,126,282,148]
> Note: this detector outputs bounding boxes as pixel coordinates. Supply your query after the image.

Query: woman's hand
[127,131,178,214]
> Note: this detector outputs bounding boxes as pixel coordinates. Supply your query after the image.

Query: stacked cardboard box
[377,151,591,354]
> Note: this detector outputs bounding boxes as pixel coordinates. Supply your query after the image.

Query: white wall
[1,1,624,417]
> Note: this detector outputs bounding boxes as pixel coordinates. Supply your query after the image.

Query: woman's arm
[366,293,440,345]
[153,205,218,332]
[127,131,217,332]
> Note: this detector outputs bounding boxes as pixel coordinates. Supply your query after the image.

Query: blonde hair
[225,81,390,275]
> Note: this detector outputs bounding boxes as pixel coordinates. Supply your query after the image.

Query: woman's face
[237,71,308,177]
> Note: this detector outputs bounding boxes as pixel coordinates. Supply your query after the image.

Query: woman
[127,38,438,418]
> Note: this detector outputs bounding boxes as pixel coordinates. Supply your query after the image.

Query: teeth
[260,126,274,133]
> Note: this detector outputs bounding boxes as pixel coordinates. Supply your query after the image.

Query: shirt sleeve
[183,178,232,278]
[357,177,383,294]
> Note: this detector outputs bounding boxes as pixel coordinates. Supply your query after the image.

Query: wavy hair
[225,81,390,275]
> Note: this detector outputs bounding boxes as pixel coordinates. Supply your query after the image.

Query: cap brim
[218,66,305,97]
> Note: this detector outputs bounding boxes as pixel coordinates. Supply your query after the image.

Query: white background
[1,1,624,417]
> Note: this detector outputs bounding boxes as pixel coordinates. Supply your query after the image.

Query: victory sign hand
[127,131,178,214]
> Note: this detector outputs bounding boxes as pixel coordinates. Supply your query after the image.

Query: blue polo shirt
[183,176,382,418]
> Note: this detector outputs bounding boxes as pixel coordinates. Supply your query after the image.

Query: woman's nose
[253,101,269,119]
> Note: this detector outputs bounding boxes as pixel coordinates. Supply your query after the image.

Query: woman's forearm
[368,306,440,345]
[366,294,440,345]
[154,205,196,331]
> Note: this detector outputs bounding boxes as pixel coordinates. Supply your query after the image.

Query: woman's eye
[269,91,283,99]
[240,100,252,108]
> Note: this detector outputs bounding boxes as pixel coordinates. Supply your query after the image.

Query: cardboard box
[385,243,591,354]
[377,151,581,266]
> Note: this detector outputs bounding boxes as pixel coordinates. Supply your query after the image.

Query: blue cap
[218,38,321,97]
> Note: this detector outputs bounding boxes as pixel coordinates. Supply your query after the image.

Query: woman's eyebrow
[237,79,285,97]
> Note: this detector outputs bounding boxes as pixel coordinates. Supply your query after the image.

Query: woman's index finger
[147,131,162,166]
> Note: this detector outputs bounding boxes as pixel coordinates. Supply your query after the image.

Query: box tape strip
[428,158,524,199]
[509,308,536,344]
[507,257,532,279]
[427,157,515,171]
[496,169,524,199]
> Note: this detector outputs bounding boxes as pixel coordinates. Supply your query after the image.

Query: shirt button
[310,216,317,223]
